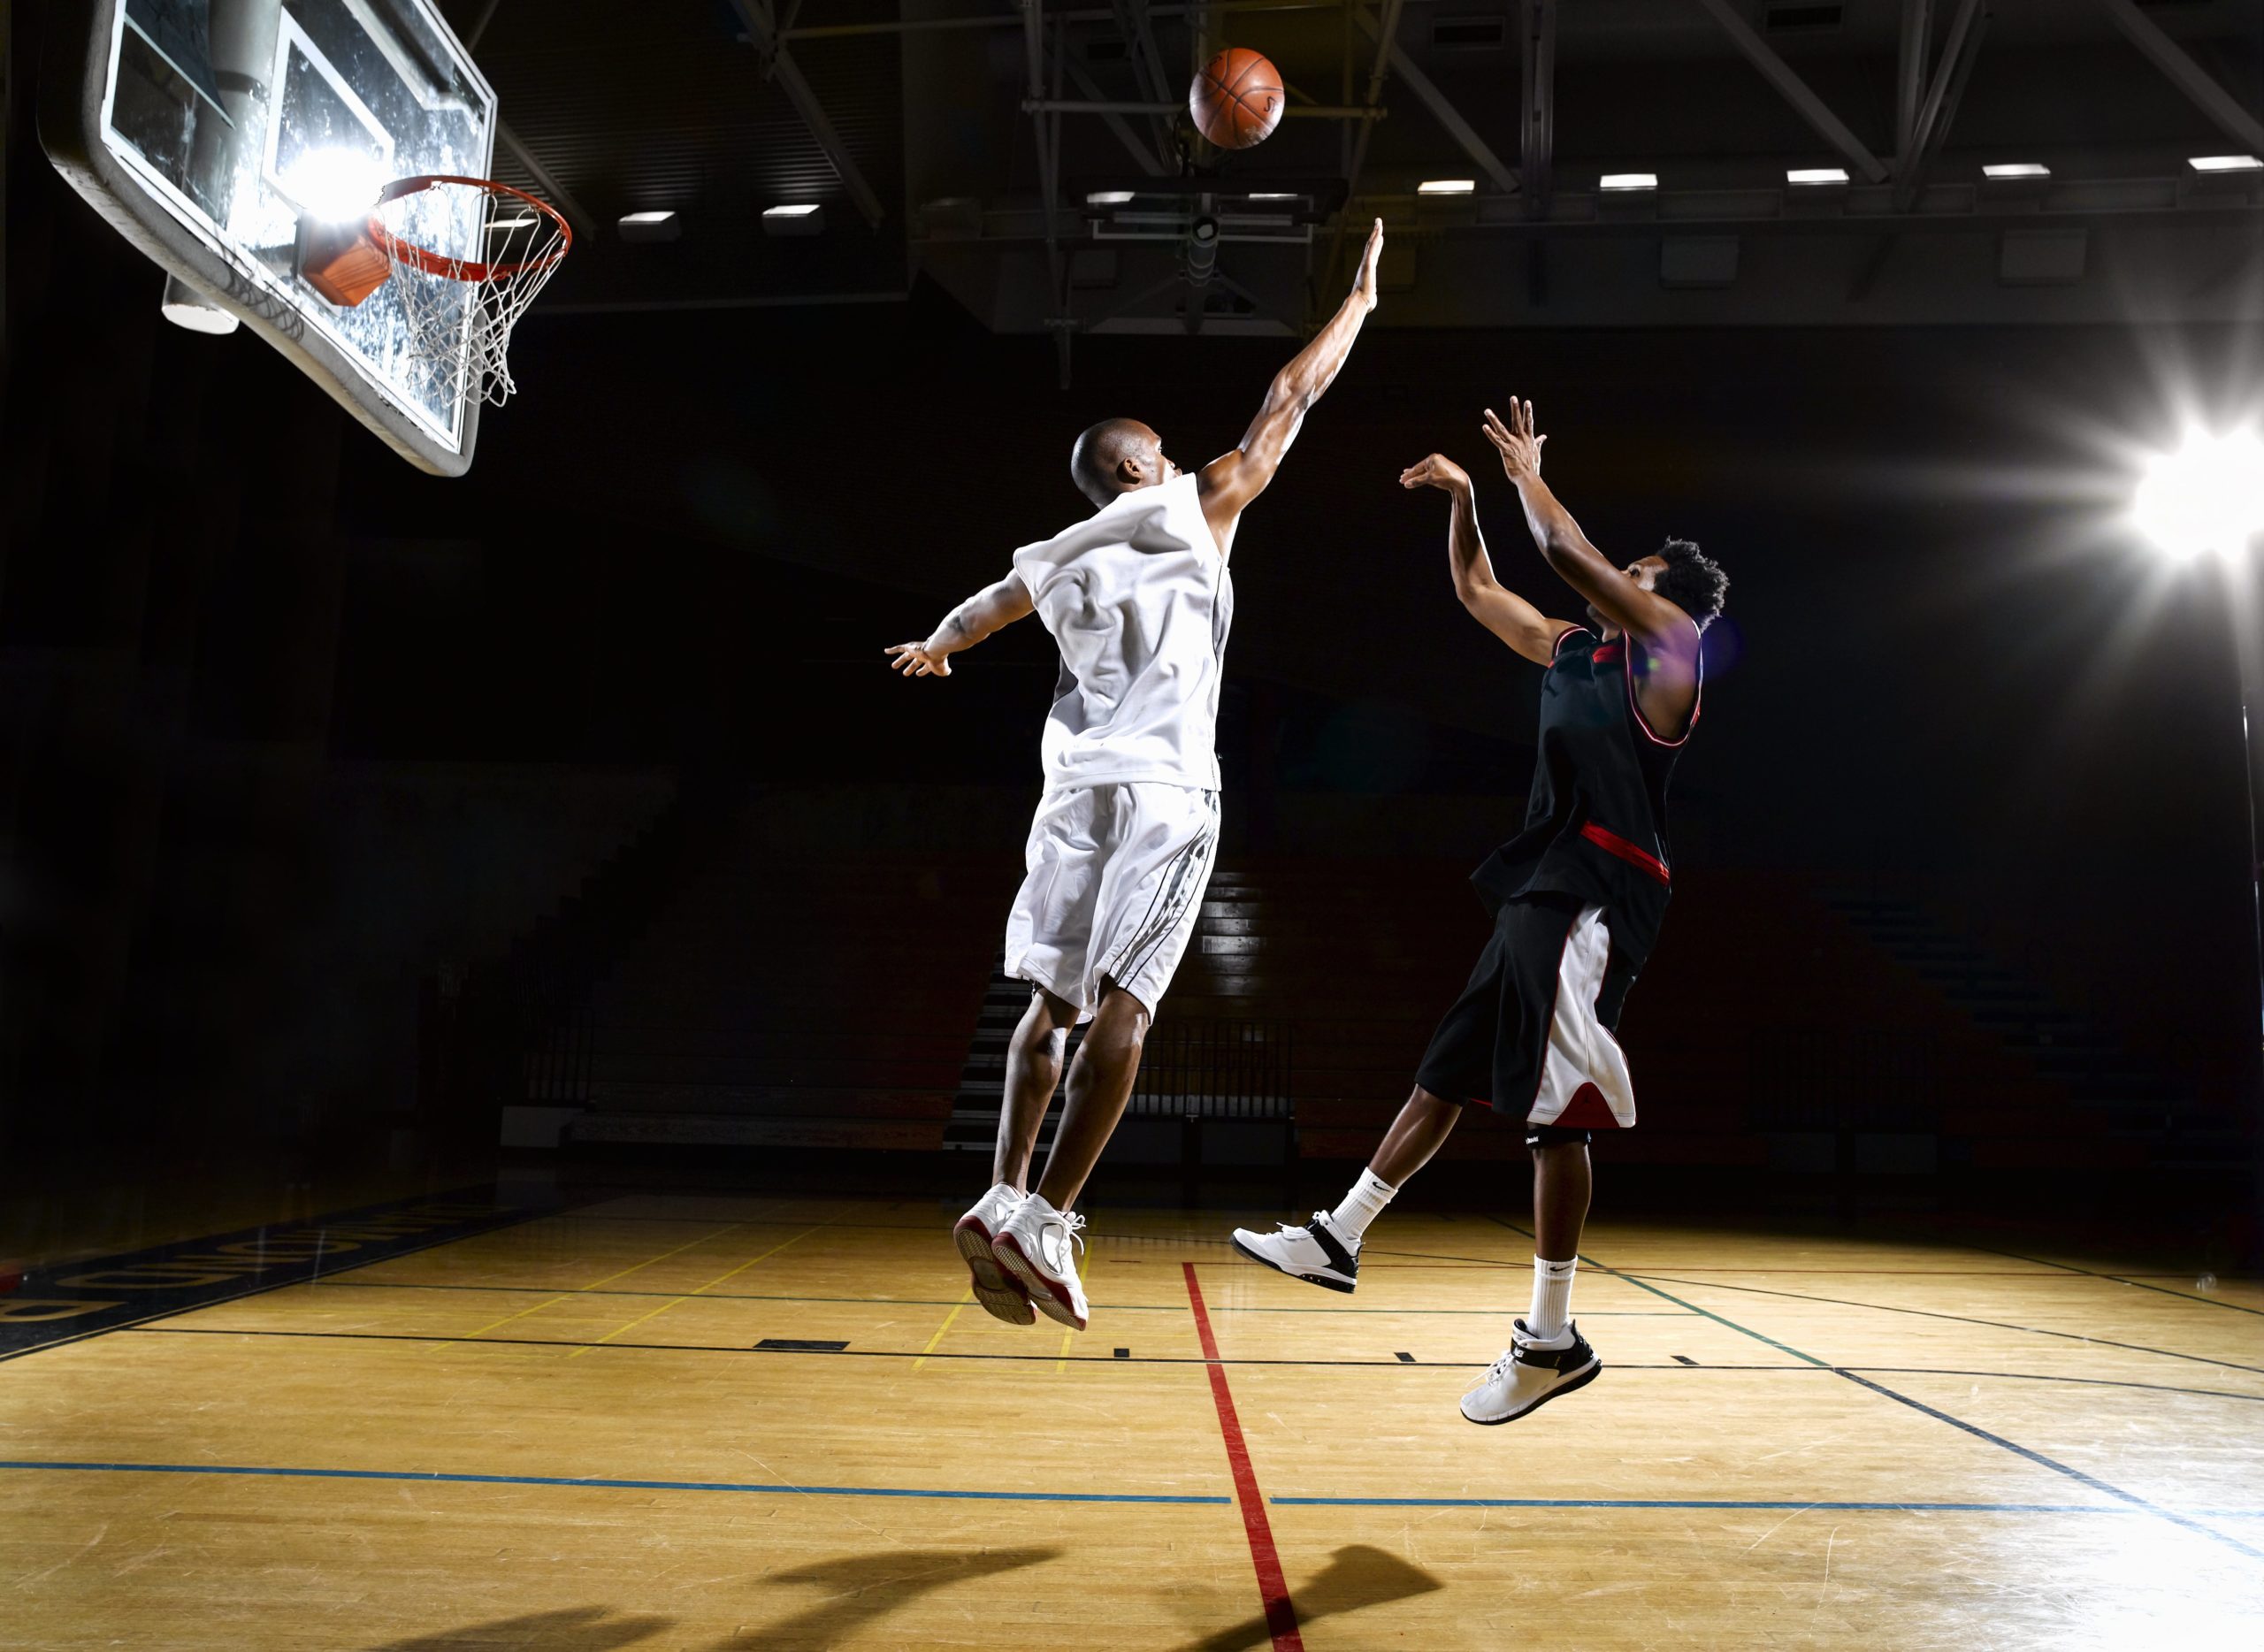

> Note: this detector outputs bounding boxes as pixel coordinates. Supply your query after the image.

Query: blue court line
[0,1460,1228,1506]
[1271,1496,2184,1513]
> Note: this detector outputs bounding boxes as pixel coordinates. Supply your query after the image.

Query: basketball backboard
[42,1,506,475]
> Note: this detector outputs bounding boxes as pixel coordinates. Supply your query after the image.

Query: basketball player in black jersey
[1231,397,1728,1424]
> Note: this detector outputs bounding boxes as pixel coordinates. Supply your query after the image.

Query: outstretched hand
[1481,400,1546,482]
[885,640,952,678]
[1398,453,1472,495]
[1350,218,1385,312]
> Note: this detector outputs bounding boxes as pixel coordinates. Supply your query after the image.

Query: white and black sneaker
[1228,1212,1361,1294]
[1459,1319,1601,1425]
[952,1183,1036,1326]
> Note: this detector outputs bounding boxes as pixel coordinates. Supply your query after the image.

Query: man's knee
[1526,1124,1593,1151]
[1091,979,1152,1041]
[1015,988,1077,1050]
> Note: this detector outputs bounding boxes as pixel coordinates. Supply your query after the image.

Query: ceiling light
[1246,192,1299,202]
[1417,178,1475,195]
[1599,172,1658,192]
[2189,155,2262,173]
[618,210,681,243]
[762,203,824,237]
[1787,167,1849,186]
[1086,190,1136,206]
[1982,163,2050,180]
[159,274,240,335]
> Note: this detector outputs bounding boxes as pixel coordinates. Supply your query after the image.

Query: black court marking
[315,1278,1688,1316]
[1395,1351,1416,1363]
[1619,1270,2264,1377]
[1672,1354,1698,1366]
[1485,1217,2264,1563]
[1970,1243,2264,1319]
[1114,1347,1130,1358]
[0,1189,558,1363]
[754,1338,848,1352]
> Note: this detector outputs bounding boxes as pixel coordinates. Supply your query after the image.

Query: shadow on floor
[359,1606,675,1650]
[709,1545,1064,1650]
[1172,1543,1446,1652]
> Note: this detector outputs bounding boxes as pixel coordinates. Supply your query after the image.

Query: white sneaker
[1459,1319,1601,1425]
[952,1183,1036,1326]
[1229,1212,1361,1293]
[993,1195,1090,1331]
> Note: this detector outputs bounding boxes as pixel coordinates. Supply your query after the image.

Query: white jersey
[1011,471,1235,792]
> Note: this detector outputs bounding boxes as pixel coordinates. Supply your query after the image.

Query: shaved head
[1071,418,1165,506]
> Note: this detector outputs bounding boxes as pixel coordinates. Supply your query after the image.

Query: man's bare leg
[995,988,1075,1190]
[1370,1085,1464,1185]
[1032,983,1149,1212]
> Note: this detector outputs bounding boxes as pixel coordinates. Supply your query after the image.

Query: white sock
[1528,1256,1579,1342]
[1327,1169,1397,1243]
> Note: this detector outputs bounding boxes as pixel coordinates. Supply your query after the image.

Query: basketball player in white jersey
[886,220,1387,1332]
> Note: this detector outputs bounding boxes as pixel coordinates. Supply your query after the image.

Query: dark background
[4,1,2259,1249]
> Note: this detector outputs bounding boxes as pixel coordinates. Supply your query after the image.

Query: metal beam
[463,0,509,51]
[1519,0,1556,218]
[495,122,597,241]
[1113,0,1180,170]
[1352,7,1518,195]
[1025,99,1376,119]
[1064,52,1166,176]
[2092,0,2264,157]
[727,0,887,226]
[1687,0,1889,184]
[1893,0,1988,212]
[1895,0,1932,157]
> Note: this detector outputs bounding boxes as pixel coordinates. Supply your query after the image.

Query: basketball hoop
[364,175,572,409]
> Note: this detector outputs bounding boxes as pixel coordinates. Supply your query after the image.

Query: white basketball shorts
[1005,783,1221,1021]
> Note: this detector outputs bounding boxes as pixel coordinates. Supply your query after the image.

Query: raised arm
[1197,218,1386,545]
[1482,400,1694,652]
[1398,454,1572,666]
[885,573,1034,679]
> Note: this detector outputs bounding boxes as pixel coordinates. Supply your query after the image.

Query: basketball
[1189,47,1284,150]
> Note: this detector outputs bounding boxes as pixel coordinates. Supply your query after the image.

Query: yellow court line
[427,1221,745,1352]
[1054,1329,1075,1373]
[913,1289,975,1371]
[565,1220,832,1360]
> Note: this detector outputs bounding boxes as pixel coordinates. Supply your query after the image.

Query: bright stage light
[1417,179,1475,195]
[2188,155,2262,173]
[1600,172,1658,192]
[2133,428,2264,561]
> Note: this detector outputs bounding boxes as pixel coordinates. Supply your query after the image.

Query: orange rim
[366,174,573,282]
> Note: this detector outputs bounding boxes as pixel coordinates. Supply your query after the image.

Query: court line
[563,1219,834,1360]
[1271,1496,2176,1512]
[0,1459,1227,1505]
[0,1197,570,1366]
[107,1326,2264,1403]
[316,1280,1688,1315]
[1486,1218,2264,1563]
[1615,1271,2264,1377]
[427,1220,749,1352]
[1183,1264,1303,1652]
[1968,1244,2264,1319]
[913,1289,973,1371]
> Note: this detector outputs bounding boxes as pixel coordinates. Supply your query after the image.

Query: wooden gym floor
[4,1189,2261,1649]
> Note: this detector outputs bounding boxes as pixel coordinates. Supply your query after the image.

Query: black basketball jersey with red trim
[1471,622,1703,968]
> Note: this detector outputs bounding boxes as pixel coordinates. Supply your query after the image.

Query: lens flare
[2132,428,2264,560]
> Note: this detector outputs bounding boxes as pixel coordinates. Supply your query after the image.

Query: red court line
[1183,1263,1304,1652]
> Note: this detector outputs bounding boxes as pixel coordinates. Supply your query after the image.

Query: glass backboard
[44,1,502,475]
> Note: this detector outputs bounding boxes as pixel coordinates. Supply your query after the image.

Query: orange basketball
[1190,47,1284,150]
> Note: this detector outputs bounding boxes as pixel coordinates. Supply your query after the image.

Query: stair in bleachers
[1823,892,2237,1172]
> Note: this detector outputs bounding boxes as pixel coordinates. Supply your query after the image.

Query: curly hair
[1654,538,1728,630]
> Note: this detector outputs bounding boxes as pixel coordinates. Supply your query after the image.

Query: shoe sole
[1229,1233,1356,1295]
[952,1216,1036,1326]
[1461,1358,1602,1426]
[993,1231,1088,1331]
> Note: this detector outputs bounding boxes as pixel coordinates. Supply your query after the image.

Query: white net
[370,179,571,409]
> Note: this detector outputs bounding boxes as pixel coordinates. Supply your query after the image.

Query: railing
[1128,1018,1296,1120]
[523,998,596,1106]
